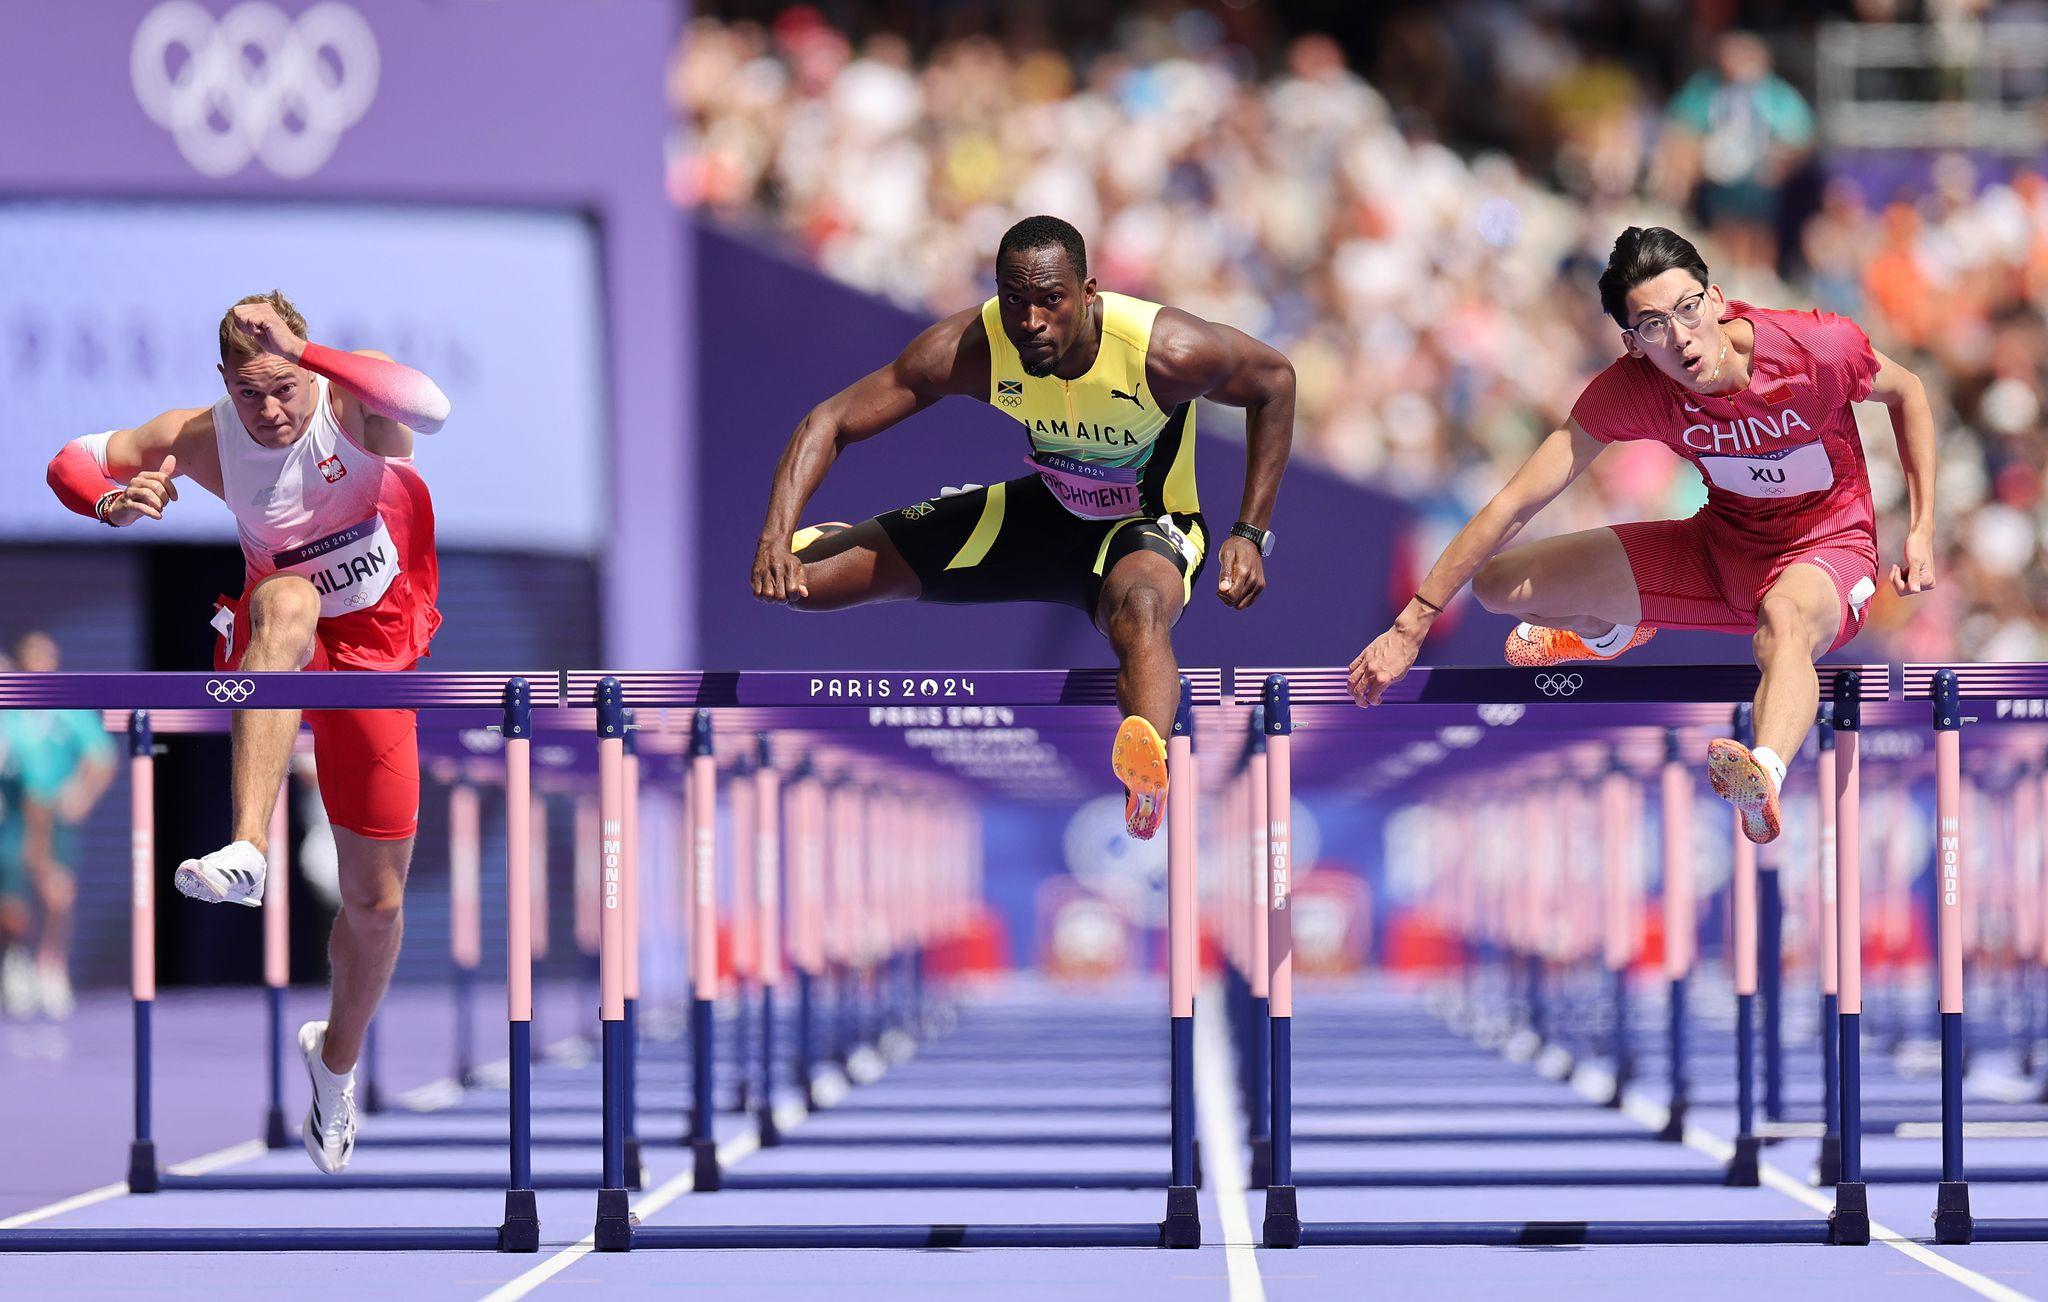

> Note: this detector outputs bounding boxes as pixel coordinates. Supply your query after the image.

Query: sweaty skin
[751,246,1294,736]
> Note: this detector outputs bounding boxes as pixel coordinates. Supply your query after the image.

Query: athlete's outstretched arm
[752,309,983,602]
[228,301,451,451]
[1867,349,1936,597]
[1348,422,1605,705]
[46,407,216,527]
[1147,309,1295,610]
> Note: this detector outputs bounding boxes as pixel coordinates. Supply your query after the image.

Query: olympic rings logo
[1533,673,1584,697]
[131,1,380,179]
[206,678,257,702]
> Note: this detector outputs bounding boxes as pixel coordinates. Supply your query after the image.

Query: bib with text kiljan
[1698,439,1834,499]
[272,515,401,618]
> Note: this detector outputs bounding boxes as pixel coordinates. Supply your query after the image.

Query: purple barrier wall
[696,224,1423,669]
[0,0,689,666]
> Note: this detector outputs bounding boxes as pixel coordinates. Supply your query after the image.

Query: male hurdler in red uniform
[1350,227,1937,842]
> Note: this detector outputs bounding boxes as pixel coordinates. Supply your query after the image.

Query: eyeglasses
[1624,291,1708,346]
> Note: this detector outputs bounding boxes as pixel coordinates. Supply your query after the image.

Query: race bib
[1028,451,1144,520]
[272,515,401,618]
[1699,440,1834,499]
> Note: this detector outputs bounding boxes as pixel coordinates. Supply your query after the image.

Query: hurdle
[1250,663,1891,1247]
[0,670,552,1251]
[571,669,1210,1250]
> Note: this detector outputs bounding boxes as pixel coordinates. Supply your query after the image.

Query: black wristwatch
[1230,521,1274,556]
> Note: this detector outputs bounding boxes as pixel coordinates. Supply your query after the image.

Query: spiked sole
[1708,738,1783,844]
[1111,716,1170,841]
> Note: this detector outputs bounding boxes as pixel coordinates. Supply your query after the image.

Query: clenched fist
[105,455,179,526]
[231,302,307,362]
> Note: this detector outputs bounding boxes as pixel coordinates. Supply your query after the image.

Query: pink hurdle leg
[262,783,291,1149]
[127,712,159,1191]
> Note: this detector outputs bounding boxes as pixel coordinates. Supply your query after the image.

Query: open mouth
[1681,351,1704,375]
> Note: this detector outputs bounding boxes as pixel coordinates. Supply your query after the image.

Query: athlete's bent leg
[1708,562,1841,845]
[1749,563,1841,764]
[1095,550,1187,736]
[1472,527,1644,636]
[320,829,414,1073]
[232,574,322,850]
[787,519,922,611]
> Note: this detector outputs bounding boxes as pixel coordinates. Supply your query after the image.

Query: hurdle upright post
[730,750,757,1113]
[126,710,159,1194]
[1162,676,1201,1248]
[1260,675,1300,1248]
[1600,756,1634,1107]
[1932,668,1973,1243]
[1728,703,1762,1185]
[1830,670,1870,1244]
[686,708,723,1191]
[1657,728,1694,1141]
[1246,706,1272,1187]
[262,783,291,1149]
[450,781,483,1087]
[621,709,643,1186]
[1816,704,1842,1186]
[499,677,540,1252]
[755,736,785,1145]
[593,677,633,1251]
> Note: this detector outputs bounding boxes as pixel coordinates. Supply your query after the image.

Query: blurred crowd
[0,632,107,1021]
[671,6,2048,660]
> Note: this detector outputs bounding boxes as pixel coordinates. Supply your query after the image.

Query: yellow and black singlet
[982,291,1199,520]
[863,291,1210,613]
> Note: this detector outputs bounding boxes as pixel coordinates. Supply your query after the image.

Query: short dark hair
[997,215,1087,281]
[1597,227,1709,327]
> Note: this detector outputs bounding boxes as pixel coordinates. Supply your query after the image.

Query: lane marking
[1601,1076,2033,1302]
[1195,985,1267,1302]
[0,1181,129,1230]
[480,1094,811,1302]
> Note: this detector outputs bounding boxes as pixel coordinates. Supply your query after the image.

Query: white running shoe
[36,963,73,1020]
[298,1020,358,1174]
[1,949,39,1017]
[174,841,266,908]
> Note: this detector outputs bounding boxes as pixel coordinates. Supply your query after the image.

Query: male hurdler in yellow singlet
[753,216,1295,838]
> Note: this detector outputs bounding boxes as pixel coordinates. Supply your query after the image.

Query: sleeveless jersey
[211,375,406,619]
[979,291,1199,519]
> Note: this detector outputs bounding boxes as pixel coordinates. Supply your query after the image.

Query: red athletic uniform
[1569,300,1882,652]
[209,375,441,839]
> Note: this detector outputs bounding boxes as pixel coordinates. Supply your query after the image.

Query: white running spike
[173,841,267,908]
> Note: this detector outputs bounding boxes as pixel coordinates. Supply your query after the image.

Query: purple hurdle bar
[0,674,547,1252]
[601,669,1216,1251]
[1242,664,1892,1249]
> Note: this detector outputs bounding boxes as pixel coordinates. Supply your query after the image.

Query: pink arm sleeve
[47,441,120,518]
[299,343,452,434]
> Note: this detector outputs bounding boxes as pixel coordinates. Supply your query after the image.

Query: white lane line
[0,1134,274,1232]
[1602,1085,2033,1302]
[479,1097,809,1302]
[166,1139,269,1176]
[0,1181,129,1230]
[1194,987,1267,1302]
[0,1033,570,1235]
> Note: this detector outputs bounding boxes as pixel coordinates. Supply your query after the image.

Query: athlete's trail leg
[321,829,413,1073]
[787,520,922,612]
[1473,527,1643,639]
[231,574,320,851]
[1097,551,1186,736]
[1749,563,1840,762]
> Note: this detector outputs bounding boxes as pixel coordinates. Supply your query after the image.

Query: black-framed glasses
[1624,292,1708,346]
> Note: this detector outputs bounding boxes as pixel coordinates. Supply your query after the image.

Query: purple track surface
[4,975,2048,1299]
